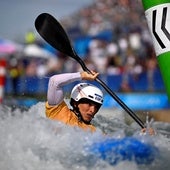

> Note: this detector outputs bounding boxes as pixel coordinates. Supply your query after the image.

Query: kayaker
[45,71,156,135]
[45,71,103,132]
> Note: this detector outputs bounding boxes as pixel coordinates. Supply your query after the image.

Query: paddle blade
[35,13,74,57]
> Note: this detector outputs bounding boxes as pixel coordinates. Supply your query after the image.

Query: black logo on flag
[152,7,170,49]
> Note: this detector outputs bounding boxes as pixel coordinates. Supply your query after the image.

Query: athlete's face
[78,102,99,123]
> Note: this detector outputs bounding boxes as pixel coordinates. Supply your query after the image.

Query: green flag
[142,0,170,100]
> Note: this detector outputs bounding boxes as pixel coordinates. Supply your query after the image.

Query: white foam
[0,102,170,170]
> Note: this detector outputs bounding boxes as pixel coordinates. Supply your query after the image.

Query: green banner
[157,53,170,100]
[142,0,170,10]
[142,0,170,101]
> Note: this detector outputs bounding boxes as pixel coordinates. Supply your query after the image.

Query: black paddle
[35,13,145,128]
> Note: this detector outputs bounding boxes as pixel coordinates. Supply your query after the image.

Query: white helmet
[71,83,103,105]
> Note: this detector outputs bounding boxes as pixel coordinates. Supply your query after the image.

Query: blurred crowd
[6,0,160,94]
[61,0,158,76]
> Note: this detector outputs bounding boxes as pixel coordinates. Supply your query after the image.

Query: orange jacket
[45,101,96,132]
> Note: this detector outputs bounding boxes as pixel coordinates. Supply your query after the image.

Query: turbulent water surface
[0,102,170,170]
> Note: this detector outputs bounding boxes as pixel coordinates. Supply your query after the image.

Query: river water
[0,102,170,170]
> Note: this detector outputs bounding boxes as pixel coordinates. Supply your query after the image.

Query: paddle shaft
[73,52,145,128]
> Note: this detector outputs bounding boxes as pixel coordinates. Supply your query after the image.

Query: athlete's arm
[47,71,99,105]
[47,72,82,105]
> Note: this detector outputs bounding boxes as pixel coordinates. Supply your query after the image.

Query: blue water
[0,102,170,170]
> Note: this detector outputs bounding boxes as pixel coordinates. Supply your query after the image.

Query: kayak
[89,137,159,165]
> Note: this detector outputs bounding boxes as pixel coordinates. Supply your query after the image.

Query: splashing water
[0,102,170,170]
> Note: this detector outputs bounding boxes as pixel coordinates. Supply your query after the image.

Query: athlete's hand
[141,127,156,136]
[81,71,99,81]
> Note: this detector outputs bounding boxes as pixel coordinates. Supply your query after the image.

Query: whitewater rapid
[0,102,170,170]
